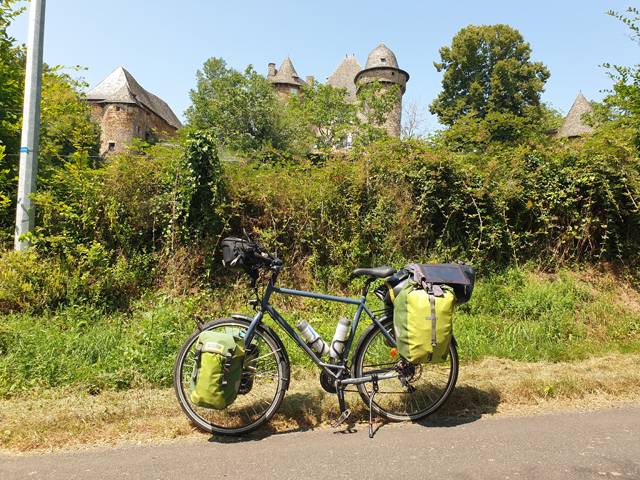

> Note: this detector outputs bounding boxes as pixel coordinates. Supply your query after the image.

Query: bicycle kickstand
[330,386,351,429]
[368,375,379,439]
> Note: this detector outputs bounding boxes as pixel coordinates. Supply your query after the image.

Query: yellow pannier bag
[393,283,455,364]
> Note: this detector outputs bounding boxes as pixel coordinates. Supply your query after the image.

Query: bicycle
[173,237,458,437]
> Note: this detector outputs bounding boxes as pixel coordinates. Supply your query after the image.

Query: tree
[38,68,101,173]
[0,0,25,154]
[401,100,428,139]
[430,24,550,126]
[600,7,640,151]
[285,82,357,153]
[186,58,288,155]
[0,1,101,246]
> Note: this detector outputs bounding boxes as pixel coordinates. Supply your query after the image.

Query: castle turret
[355,43,409,137]
[268,57,306,99]
[556,92,595,139]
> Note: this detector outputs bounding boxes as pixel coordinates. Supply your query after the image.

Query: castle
[86,46,593,155]
[86,67,182,156]
[267,43,409,137]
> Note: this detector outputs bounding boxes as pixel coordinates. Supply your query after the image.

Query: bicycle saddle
[351,266,397,279]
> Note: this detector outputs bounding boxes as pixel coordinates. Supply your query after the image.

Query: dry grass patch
[2,353,639,453]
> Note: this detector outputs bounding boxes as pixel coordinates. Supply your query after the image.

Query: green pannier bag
[189,331,245,410]
[393,282,456,364]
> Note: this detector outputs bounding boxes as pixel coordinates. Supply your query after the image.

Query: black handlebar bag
[221,237,253,267]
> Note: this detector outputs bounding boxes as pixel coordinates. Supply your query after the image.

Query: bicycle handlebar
[242,242,282,270]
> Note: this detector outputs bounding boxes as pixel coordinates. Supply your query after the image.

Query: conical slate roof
[557,92,595,138]
[270,57,305,86]
[326,55,361,102]
[87,67,182,129]
[364,43,400,70]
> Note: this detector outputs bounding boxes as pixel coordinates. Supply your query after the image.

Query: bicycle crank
[319,369,337,393]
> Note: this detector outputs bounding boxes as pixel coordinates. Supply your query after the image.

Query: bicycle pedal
[330,409,351,428]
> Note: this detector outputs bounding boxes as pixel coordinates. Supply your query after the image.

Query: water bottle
[329,317,351,359]
[296,320,330,356]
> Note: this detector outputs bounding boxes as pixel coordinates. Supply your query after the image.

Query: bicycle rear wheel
[352,318,458,421]
[173,317,290,435]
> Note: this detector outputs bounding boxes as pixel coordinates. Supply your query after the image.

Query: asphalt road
[2,406,639,480]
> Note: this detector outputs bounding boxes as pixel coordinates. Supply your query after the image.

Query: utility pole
[14,0,46,251]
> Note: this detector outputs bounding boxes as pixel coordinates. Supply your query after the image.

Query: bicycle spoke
[176,320,284,434]
[355,322,457,419]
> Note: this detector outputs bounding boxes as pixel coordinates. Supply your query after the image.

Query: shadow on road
[417,384,501,428]
[208,384,500,443]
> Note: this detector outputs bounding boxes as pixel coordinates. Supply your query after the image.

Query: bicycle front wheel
[352,318,458,421]
[173,317,290,435]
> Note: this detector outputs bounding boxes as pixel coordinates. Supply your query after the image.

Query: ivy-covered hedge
[0,129,638,313]
[226,136,639,284]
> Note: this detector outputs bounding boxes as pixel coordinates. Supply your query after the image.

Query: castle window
[380,57,387,63]
[115,106,121,112]
[108,142,116,152]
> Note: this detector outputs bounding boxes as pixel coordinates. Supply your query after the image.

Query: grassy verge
[1,266,639,452]
[1,266,639,397]
[2,353,639,452]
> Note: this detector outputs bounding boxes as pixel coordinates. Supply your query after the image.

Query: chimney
[305,75,315,85]
[267,63,276,78]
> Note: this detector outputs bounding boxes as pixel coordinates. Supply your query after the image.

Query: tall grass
[1,267,638,397]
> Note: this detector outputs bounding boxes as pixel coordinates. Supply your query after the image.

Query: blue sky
[8,0,639,131]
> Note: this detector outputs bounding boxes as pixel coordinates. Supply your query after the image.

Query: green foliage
[0,63,101,249]
[38,68,101,172]
[601,7,640,152]
[0,133,226,312]
[0,0,25,154]
[0,300,197,396]
[0,0,25,244]
[285,82,357,153]
[352,82,398,145]
[225,136,640,284]
[455,268,640,361]
[185,58,288,155]
[174,131,226,243]
[1,268,638,397]
[434,105,562,152]
[0,247,150,314]
[31,132,224,256]
[431,24,550,125]
[430,25,551,147]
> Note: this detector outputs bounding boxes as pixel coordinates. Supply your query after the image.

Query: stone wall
[90,103,178,155]
[355,69,407,138]
[273,83,301,100]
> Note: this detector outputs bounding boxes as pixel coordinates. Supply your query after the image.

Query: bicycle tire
[173,317,290,435]
[352,318,458,422]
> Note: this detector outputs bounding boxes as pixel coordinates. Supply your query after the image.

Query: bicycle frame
[243,269,397,384]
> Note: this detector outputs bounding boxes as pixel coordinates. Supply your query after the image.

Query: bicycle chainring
[319,369,337,394]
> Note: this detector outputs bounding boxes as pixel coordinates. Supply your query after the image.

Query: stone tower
[267,57,306,99]
[354,43,409,137]
[86,67,181,155]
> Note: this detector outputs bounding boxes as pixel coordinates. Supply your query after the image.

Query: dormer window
[380,57,387,63]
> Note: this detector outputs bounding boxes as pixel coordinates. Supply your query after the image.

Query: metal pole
[14,0,46,251]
